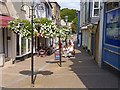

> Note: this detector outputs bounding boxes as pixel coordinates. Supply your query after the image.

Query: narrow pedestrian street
[0,1,120,89]
[0,40,119,88]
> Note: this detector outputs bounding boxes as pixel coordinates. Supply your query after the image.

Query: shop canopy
[0,15,14,28]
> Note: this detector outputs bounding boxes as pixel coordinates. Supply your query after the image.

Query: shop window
[107,2,120,11]
[21,38,26,54]
[105,7,120,47]
[16,34,19,56]
[28,39,31,52]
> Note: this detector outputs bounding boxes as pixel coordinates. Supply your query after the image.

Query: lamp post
[59,35,61,67]
[65,16,68,47]
[36,24,41,51]
[21,2,43,87]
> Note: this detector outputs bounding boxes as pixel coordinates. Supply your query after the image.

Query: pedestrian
[62,46,68,57]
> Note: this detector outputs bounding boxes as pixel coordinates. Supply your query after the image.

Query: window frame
[92,0,100,17]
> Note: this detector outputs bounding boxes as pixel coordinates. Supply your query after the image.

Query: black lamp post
[21,2,43,87]
[36,24,41,51]
[59,35,61,67]
[65,16,68,47]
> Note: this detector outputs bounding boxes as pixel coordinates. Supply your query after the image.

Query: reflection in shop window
[107,2,120,11]
[106,8,120,44]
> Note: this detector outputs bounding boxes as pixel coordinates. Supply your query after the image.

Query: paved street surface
[0,38,119,88]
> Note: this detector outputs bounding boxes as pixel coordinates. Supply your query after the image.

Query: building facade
[50,1,61,27]
[80,0,120,71]
[0,0,14,66]
[0,0,53,66]
[80,0,101,64]
[102,2,120,71]
[35,0,53,52]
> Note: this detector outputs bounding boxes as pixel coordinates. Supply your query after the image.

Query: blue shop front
[102,2,120,71]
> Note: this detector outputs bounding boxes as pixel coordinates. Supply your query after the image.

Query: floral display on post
[34,18,57,38]
[8,17,72,44]
[56,28,72,41]
[8,19,32,38]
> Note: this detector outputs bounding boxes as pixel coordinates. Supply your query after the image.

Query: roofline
[50,2,61,8]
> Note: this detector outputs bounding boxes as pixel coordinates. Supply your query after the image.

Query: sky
[56,0,80,10]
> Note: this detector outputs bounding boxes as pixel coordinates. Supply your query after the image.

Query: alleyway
[0,43,119,88]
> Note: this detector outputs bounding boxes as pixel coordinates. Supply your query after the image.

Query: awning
[0,15,14,28]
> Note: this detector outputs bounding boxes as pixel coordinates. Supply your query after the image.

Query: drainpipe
[77,11,81,47]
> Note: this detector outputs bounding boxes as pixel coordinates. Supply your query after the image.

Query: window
[94,2,99,8]
[107,2,120,11]
[94,9,99,16]
[16,34,20,56]
[105,8,120,46]
[92,1,100,17]
[28,39,31,52]
[21,38,26,54]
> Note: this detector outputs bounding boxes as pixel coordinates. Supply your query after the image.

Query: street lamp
[21,2,43,87]
[59,35,62,67]
[65,16,68,47]
[35,24,41,51]
[65,16,68,24]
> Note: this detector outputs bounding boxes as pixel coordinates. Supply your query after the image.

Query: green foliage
[60,8,78,34]
[56,27,72,42]
[34,18,57,38]
[8,19,31,38]
[8,17,73,40]
[71,17,78,33]
[34,17,52,25]
[60,8,77,22]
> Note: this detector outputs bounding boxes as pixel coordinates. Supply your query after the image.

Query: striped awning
[0,15,14,28]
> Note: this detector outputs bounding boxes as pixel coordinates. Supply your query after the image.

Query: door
[4,28,11,62]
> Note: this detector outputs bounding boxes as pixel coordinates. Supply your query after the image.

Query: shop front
[0,15,14,66]
[15,34,31,61]
[102,2,120,71]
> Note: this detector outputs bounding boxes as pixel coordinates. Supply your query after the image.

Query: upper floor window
[92,1,100,17]
[94,2,99,8]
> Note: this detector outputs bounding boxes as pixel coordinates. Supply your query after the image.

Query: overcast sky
[56,0,80,10]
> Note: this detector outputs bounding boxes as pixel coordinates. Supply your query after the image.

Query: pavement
[0,45,120,89]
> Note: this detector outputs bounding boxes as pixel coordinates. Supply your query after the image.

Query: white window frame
[92,0,100,17]
[16,35,31,57]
